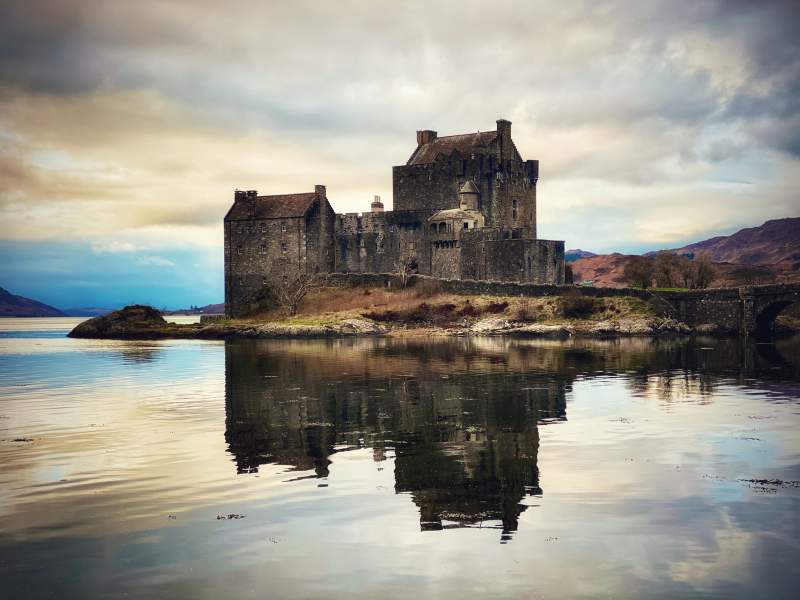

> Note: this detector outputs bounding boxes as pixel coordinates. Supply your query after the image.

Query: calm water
[1,318,799,599]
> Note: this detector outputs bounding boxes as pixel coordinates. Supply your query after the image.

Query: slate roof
[226,192,317,221]
[407,131,498,166]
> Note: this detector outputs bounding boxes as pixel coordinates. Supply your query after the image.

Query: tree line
[623,252,715,289]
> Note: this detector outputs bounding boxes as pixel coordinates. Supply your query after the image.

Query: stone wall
[224,196,335,317]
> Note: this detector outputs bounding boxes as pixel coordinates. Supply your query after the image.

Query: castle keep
[225,119,565,316]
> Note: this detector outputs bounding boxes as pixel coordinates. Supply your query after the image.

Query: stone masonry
[225,119,565,317]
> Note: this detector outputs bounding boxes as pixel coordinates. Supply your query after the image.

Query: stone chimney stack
[315,184,326,197]
[245,190,257,217]
[371,195,384,213]
[497,119,511,160]
[416,130,437,145]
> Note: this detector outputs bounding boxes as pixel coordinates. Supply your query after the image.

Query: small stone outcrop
[68,305,172,339]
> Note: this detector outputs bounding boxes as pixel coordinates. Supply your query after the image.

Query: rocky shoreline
[67,305,727,340]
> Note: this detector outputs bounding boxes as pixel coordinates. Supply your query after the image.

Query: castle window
[236,225,242,234]
[261,223,267,233]
[463,222,469,230]
[430,224,437,234]
[259,244,267,255]
[281,222,287,233]
[236,245,243,255]
[281,242,287,253]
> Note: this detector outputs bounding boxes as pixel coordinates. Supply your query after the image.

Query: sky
[0,0,798,309]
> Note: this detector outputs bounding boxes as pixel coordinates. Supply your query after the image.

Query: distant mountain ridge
[62,307,115,317]
[670,218,799,266]
[571,218,800,288]
[163,302,225,315]
[0,286,65,317]
[565,249,598,262]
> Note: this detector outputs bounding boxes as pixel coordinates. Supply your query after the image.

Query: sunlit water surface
[1,318,799,598]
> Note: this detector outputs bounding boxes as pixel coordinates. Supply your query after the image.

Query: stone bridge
[656,283,800,337]
[321,273,799,337]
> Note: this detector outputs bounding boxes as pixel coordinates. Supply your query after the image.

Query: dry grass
[244,284,655,326]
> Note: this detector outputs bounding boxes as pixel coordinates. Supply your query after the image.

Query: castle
[224,119,565,316]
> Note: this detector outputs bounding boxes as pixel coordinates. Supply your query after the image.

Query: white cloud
[137,255,176,268]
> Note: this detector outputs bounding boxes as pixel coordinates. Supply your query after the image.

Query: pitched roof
[407,131,498,165]
[226,192,317,221]
[459,180,480,194]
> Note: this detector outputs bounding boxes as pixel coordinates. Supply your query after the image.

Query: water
[1,318,799,599]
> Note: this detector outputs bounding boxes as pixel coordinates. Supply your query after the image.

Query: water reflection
[224,335,800,541]
[224,339,569,539]
[2,325,799,599]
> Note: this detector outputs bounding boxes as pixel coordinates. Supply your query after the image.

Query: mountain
[0,286,66,317]
[163,302,225,315]
[62,307,115,317]
[565,249,598,262]
[670,218,800,267]
[571,217,800,288]
[569,253,634,287]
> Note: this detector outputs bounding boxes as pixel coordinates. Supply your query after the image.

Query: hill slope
[671,218,799,266]
[0,286,66,317]
[571,218,800,288]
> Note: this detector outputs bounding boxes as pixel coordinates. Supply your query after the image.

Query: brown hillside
[672,218,800,267]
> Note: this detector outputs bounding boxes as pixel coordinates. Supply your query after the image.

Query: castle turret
[458,181,480,211]
[371,195,384,213]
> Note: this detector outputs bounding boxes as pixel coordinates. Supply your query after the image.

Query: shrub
[560,296,597,319]
[514,300,537,322]
[486,301,509,314]
[458,302,480,318]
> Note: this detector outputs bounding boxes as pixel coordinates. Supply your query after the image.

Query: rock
[339,318,387,335]
[68,305,173,339]
[512,323,570,338]
[471,317,513,333]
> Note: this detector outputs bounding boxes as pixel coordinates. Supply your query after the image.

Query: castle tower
[458,181,480,211]
[371,195,384,213]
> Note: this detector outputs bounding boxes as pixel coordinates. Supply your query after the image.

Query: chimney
[234,189,246,202]
[371,195,384,213]
[245,190,257,216]
[416,130,437,146]
[497,119,512,160]
[315,184,326,197]
[496,119,511,139]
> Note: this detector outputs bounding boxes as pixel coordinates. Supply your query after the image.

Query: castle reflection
[223,335,799,539]
[224,338,568,539]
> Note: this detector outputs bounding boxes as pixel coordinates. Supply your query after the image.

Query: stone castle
[225,119,565,316]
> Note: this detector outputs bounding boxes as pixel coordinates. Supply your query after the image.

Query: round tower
[371,195,384,213]
[458,181,480,211]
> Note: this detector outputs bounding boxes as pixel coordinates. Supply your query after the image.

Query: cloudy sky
[1,0,798,309]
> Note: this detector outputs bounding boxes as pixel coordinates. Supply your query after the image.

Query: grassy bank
[238,282,664,334]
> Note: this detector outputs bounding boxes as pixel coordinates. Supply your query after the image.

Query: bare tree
[394,250,418,288]
[273,272,320,316]
[623,256,654,289]
[654,251,681,288]
[693,254,716,289]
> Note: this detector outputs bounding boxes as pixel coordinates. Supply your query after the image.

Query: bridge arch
[754,298,797,338]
